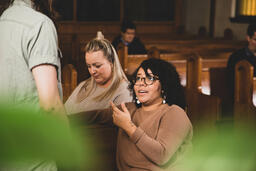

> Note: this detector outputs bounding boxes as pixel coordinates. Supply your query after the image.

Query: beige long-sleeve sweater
[73,102,192,171]
[65,79,132,114]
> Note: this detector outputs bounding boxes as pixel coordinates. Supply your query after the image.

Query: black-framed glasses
[133,75,159,85]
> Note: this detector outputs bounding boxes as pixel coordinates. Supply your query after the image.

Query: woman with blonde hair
[65,34,132,114]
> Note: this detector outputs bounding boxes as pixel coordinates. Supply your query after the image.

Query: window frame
[230,0,256,23]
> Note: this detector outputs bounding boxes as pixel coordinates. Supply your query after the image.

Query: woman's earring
[162,97,166,104]
[136,96,141,104]
[162,90,166,104]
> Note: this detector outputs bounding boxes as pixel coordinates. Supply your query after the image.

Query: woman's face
[85,50,113,87]
[134,67,162,106]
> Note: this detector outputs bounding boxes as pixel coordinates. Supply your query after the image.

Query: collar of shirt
[13,0,34,9]
[245,46,256,57]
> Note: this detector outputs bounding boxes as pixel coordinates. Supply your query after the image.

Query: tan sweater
[65,79,132,114]
[75,102,192,171]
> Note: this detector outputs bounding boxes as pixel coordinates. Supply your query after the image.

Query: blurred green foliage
[0,103,94,170]
[180,124,256,171]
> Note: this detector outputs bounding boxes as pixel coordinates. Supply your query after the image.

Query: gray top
[65,79,132,114]
[0,0,62,109]
[0,0,61,170]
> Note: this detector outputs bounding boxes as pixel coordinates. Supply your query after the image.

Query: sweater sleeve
[130,106,192,166]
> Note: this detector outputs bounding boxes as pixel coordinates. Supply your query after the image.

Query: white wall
[184,0,211,35]
[215,0,248,40]
[184,0,249,40]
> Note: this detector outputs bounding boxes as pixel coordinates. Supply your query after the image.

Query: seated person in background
[65,35,132,114]
[227,24,256,98]
[74,58,193,171]
[112,20,147,54]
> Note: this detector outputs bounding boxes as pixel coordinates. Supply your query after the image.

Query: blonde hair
[79,34,128,102]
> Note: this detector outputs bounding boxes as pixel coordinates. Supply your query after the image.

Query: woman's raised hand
[111,102,136,136]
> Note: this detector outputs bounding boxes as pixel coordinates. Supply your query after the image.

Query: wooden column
[73,0,77,22]
[175,0,183,28]
[120,0,124,22]
[209,0,216,37]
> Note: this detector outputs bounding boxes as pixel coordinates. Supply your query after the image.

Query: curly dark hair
[129,58,186,110]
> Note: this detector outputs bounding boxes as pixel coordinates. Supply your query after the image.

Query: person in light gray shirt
[0,0,68,170]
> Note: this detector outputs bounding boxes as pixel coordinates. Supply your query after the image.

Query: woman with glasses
[73,58,192,171]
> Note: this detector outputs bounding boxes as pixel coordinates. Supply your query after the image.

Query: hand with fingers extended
[111,102,137,137]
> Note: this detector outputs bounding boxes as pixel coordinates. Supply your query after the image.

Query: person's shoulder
[6,4,54,29]
[228,47,247,62]
[30,11,55,31]
[119,80,130,88]
[113,79,129,92]
[164,104,192,126]
[132,37,143,43]
[113,79,132,100]
[165,104,185,113]
[230,47,246,57]
[165,104,189,119]
[77,80,87,87]
[77,79,93,90]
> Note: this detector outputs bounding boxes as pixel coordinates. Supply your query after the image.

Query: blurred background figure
[112,20,147,54]
[65,35,132,114]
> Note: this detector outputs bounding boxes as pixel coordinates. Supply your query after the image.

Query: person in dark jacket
[226,23,256,116]
[227,24,256,78]
[112,20,147,54]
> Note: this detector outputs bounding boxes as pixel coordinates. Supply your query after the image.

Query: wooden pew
[144,39,246,54]
[209,67,233,118]
[58,32,246,68]
[234,60,256,126]
[209,59,256,123]
[62,64,77,102]
[184,53,221,133]
[147,46,160,59]
[200,52,231,95]
[185,88,221,134]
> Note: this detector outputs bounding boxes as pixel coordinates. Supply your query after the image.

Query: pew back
[234,60,256,125]
[62,64,77,102]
